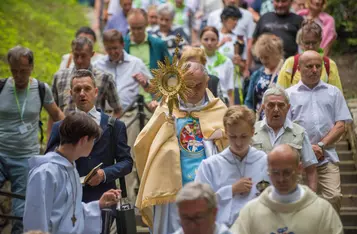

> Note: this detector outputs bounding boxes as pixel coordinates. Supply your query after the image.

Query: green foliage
[0,0,88,142]
[325,0,357,53]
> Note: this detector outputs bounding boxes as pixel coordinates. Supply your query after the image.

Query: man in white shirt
[94,29,152,204]
[286,50,352,213]
[253,86,318,191]
[206,0,255,76]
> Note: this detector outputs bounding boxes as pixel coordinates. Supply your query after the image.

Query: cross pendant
[71,214,77,227]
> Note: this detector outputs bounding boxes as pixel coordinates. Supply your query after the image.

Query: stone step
[342,195,357,207]
[341,172,357,183]
[344,226,357,234]
[339,151,354,161]
[137,226,150,234]
[339,160,356,171]
[342,184,357,194]
[348,102,357,109]
[340,212,357,227]
[337,141,350,151]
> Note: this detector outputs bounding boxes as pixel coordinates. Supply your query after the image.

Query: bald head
[298,50,323,89]
[184,62,209,104]
[268,144,302,194]
[268,144,300,165]
[184,62,208,82]
[298,50,322,66]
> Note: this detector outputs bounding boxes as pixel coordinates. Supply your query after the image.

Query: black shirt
[253,12,303,58]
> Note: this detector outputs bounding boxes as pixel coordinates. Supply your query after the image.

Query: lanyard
[13,80,30,123]
[234,65,244,105]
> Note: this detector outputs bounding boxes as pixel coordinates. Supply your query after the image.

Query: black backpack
[0,78,46,145]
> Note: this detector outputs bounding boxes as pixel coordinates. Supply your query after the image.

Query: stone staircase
[337,140,357,234]
[342,99,357,234]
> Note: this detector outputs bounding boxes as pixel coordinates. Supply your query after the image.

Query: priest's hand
[87,169,105,187]
[99,189,122,209]
[232,177,252,196]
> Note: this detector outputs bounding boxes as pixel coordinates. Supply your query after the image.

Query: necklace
[232,149,247,178]
[235,157,247,178]
[64,166,77,227]
[56,149,77,227]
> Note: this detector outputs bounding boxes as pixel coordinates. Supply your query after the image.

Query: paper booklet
[80,162,103,185]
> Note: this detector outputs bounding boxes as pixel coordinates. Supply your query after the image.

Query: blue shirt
[105,10,128,36]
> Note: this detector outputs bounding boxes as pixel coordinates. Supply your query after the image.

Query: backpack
[0,78,46,145]
[291,54,330,84]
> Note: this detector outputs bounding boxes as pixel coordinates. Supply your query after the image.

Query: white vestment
[195,147,269,227]
[23,152,102,234]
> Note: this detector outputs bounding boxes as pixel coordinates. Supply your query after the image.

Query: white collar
[105,50,131,64]
[296,80,328,91]
[178,94,208,112]
[271,185,304,204]
[261,117,293,131]
[75,106,101,125]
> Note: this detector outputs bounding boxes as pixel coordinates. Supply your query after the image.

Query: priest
[134,61,229,234]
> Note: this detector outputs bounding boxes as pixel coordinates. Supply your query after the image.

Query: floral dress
[254,72,278,120]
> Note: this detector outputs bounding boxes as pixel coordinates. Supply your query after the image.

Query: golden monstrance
[149,34,192,116]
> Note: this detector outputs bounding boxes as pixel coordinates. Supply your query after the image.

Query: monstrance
[149,34,192,116]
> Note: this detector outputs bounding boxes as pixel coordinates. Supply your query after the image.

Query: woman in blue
[244,34,284,120]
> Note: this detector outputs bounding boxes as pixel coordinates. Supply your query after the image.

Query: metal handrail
[0,190,25,221]
[0,190,25,200]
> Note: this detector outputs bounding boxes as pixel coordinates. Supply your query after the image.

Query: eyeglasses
[268,169,296,179]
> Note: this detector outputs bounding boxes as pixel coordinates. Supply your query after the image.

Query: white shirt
[195,147,269,227]
[76,106,101,126]
[286,81,352,165]
[259,118,318,168]
[218,32,238,60]
[93,50,152,109]
[207,7,255,59]
[206,53,234,98]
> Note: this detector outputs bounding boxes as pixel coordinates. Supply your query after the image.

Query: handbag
[107,117,137,234]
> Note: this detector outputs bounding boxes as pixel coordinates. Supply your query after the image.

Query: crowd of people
[0,0,352,234]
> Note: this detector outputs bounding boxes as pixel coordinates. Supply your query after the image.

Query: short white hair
[262,86,290,104]
[176,182,217,209]
[184,61,209,78]
[157,3,175,19]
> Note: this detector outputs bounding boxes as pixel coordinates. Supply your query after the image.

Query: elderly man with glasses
[232,144,343,234]
[252,86,318,191]
[173,182,232,234]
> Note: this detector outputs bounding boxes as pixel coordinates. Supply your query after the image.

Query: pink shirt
[298,9,337,49]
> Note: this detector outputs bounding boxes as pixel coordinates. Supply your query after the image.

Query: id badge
[18,123,32,134]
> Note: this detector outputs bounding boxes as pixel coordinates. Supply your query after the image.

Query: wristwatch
[317,142,325,150]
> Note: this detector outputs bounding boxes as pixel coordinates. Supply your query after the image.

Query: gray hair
[176,182,217,210]
[7,45,34,66]
[184,61,209,78]
[70,69,96,88]
[71,36,93,52]
[262,86,290,104]
[157,3,175,19]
